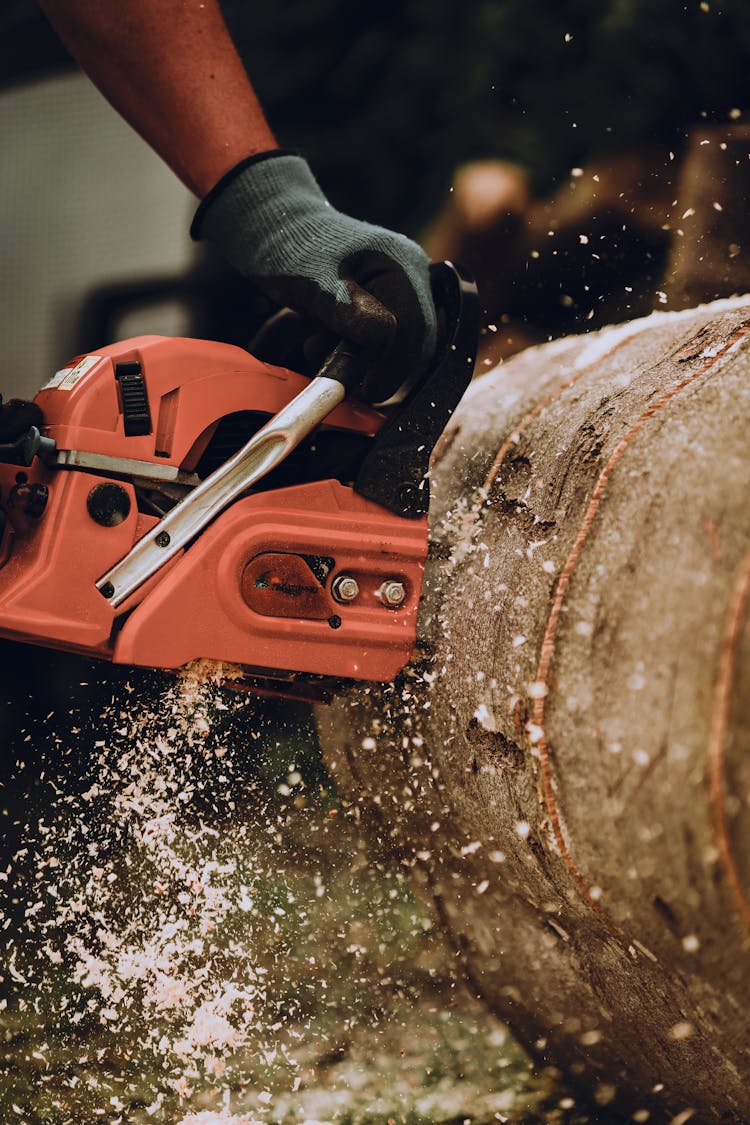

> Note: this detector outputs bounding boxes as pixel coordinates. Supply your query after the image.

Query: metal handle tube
[97,375,347,607]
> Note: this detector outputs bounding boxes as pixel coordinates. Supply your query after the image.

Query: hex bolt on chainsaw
[0,263,478,702]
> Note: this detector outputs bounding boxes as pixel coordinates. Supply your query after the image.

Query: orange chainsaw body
[0,262,479,700]
[0,336,427,696]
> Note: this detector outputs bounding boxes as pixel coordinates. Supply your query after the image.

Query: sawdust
[3,666,306,1119]
[176,1114,262,1125]
[1,659,560,1124]
[181,659,248,689]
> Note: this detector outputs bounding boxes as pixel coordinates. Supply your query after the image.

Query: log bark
[316,297,750,1123]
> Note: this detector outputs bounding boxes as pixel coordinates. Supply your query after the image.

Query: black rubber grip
[315,340,366,391]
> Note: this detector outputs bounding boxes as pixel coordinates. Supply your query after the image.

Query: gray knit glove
[191,151,437,402]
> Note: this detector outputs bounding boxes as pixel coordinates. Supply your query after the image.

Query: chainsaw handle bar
[97,317,364,606]
[96,371,349,607]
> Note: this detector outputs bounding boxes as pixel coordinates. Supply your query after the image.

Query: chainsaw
[0,262,478,702]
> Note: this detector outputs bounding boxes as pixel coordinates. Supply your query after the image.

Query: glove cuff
[190,150,320,242]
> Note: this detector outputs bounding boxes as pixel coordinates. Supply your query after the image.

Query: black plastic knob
[87,483,131,527]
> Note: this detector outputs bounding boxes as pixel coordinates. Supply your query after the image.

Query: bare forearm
[37,0,277,196]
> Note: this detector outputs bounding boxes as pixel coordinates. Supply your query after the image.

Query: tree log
[316,297,750,1123]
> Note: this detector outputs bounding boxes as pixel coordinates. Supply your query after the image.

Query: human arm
[37,0,436,399]
[36,0,276,196]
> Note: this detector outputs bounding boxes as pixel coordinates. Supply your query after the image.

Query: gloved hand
[191,151,437,403]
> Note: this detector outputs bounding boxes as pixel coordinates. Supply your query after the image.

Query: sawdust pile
[3,662,311,1121]
[1,658,548,1124]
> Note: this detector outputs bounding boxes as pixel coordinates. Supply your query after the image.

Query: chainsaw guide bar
[0,262,478,701]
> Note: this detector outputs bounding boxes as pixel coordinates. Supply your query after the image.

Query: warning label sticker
[43,354,103,392]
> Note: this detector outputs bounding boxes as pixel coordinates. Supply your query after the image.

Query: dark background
[2,0,749,234]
